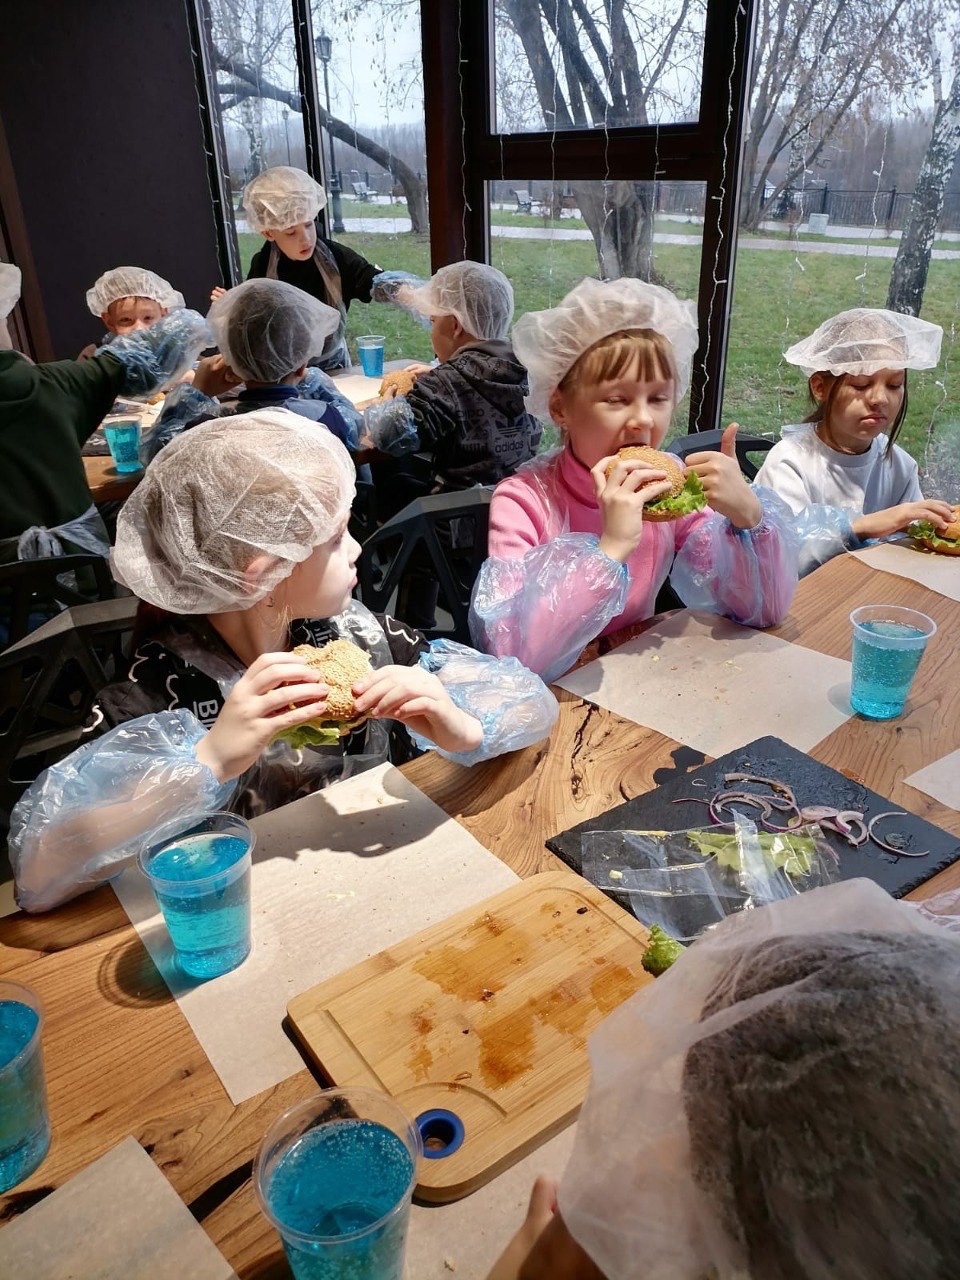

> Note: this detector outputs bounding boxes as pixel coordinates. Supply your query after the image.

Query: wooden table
[2,551,959,1275]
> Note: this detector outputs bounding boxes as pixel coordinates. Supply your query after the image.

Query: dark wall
[0,3,222,358]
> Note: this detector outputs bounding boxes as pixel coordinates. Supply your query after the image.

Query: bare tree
[740,0,928,230]
[887,39,960,315]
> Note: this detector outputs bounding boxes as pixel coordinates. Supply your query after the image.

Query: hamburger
[604,445,706,521]
[910,505,960,556]
[379,367,422,398]
[276,639,372,748]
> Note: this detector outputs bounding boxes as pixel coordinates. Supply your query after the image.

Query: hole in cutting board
[416,1109,465,1159]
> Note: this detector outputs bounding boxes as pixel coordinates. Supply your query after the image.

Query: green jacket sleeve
[37,353,128,446]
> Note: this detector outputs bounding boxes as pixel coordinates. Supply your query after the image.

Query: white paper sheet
[556,611,852,758]
[850,541,960,602]
[905,749,960,812]
[0,1137,237,1280]
[332,360,414,406]
[113,765,518,1104]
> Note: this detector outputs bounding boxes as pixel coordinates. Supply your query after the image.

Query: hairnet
[784,308,943,377]
[559,878,960,1280]
[0,262,21,319]
[404,261,514,340]
[241,166,327,234]
[112,409,355,613]
[207,279,341,382]
[513,277,700,421]
[86,267,185,317]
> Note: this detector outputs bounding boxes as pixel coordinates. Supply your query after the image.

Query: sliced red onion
[867,811,929,858]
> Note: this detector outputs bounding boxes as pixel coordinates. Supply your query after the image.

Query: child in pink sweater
[470,278,798,681]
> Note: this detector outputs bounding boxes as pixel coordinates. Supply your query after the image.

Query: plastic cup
[102,419,143,473]
[0,981,50,1192]
[849,604,936,720]
[357,335,386,379]
[138,812,254,980]
[254,1088,422,1280]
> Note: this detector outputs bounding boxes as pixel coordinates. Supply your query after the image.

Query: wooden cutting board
[287,869,653,1201]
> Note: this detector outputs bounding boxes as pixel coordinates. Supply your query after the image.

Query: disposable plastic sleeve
[370,270,431,329]
[470,533,630,684]
[670,487,799,629]
[297,367,363,445]
[364,397,421,455]
[146,384,219,460]
[409,640,558,765]
[94,309,212,397]
[8,709,236,913]
[791,503,863,577]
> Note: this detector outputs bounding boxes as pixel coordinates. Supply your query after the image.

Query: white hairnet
[559,878,960,1280]
[784,308,943,377]
[514,277,700,421]
[404,261,514,340]
[207,279,341,383]
[112,409,355,614]
[241,166,327,234]
[0,262,21,319]
[86,267,185,317]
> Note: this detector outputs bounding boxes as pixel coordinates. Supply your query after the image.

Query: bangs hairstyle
[560,328,679,398]
[804,370,909,458]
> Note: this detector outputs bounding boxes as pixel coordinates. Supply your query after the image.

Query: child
[8,411,557,912]
[754,308,955,576]
[487,879,960,1279]
[146,279,362,461]
[470,277,798,683]
[86,266,184,339]
[226,166,418,372]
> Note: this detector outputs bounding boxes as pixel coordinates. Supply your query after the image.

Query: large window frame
[419,0,757,433]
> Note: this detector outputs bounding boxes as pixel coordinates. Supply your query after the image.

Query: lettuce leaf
[645,470,706,517]
[273,722,343,749]
[686,829,818,878]
[909,519,960,551]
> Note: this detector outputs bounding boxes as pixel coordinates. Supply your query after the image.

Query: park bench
[351,179,376,201]
[511,189,538,214]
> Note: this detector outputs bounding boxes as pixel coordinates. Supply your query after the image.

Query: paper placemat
[555,611,852,759]
[850,541,960,602]
[905,749,960,812]
[113,764,519,1104]
[0,1137,237,1279]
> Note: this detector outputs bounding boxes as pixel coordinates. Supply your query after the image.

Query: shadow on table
[96,932,172,1008]
[241,1251,291,1279]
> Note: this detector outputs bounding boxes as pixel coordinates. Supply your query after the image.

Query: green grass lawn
[237,229,959,464]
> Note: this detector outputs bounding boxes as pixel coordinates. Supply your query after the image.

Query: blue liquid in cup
[147,833,251,979]
[358,343,385,379]
[851,619,927,719]
[0,1000,50,1192]
[103,422,143,473]
[267,1119,415,1280]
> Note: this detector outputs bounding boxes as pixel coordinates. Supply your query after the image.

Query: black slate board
[546,735,960,900]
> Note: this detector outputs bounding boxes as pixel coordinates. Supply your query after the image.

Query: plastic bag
[95,309,212,396]
[581,818,839,942]
[370,270,431,329]
[791,501,862,576]
[364,395,420,455]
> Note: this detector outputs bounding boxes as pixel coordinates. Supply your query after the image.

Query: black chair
[356,489,492,644]
[0,596,138,838]
[666,429,775,481]
[0,553,118,648]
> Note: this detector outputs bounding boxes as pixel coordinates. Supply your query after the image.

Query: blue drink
[103,420,143,473]
[255,1090,421,1280]
[139,814,254,980]
[0,986,50,1192]
[850,605,936,720]
[357,336,385,379]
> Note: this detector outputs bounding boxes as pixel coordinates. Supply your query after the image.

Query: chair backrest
[0,553,118,647]
[666,429,775,481]
[356,489,492,644]
[512,189,533,213]
[0,596,138,831]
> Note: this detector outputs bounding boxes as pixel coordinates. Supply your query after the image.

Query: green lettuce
[273,722,343,750]
[686,829,818,879]
[909,519,960,552]
[645,470,706,518]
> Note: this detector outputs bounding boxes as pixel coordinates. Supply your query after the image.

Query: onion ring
[867,811,929,858]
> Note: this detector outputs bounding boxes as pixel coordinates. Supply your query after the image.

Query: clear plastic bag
[581,818,839,942]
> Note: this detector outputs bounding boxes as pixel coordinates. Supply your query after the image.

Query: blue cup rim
[138,811,255,893]
[0,981,44,1078]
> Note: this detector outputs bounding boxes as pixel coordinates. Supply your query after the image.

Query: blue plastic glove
[364,396,421,455]
[371,270,431,329]
[95,309,212,397]
[791,504,863,576]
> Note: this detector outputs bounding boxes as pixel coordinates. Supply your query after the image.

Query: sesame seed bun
[292,639,372,722]
[605,446,692,522]
[379,368,422,398]
[914,505,960,556]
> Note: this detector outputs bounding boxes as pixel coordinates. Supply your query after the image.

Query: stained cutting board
[287,869,653,1202]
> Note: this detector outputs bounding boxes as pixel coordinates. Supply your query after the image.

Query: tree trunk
[573,180,657,281]
[886,75,960,316]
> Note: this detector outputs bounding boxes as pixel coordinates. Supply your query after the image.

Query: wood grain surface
[83,454,143,504]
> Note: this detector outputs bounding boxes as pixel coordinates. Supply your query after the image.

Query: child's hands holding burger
[684,423,762,529]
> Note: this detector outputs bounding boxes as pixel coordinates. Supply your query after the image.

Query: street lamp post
[314,33,345,235]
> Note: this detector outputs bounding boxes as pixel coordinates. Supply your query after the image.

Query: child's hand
[854,500,956,541]
[352,665,484,755]
[196,653,328,781]
[592,454,673,562]
[685,424,762,529]
[210,285,227,303]
[193,353,241,398]
[486,1176,558,1280]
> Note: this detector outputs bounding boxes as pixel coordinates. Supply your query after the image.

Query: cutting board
[287,869,653,1202]
[548,735,960,899]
